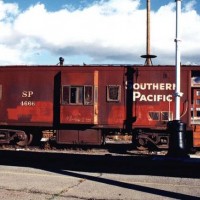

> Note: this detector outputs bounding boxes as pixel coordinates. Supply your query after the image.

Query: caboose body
[0,65,199,149]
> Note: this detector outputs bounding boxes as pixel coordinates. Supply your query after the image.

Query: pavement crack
[0,187,51,196]
[49,173,103,200]
[48,178,86,200]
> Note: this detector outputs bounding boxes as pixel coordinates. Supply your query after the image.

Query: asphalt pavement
[0,149,200,199]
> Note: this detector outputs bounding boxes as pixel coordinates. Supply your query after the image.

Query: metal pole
[167,0,188,157]
[147,0,151,65]
[141,0,157,65]
[175,0,182,120]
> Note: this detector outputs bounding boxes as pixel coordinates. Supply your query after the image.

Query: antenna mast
[147,0,151,65]
[141,0,157,65]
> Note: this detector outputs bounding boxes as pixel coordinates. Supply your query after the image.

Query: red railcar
[0,64,199,150]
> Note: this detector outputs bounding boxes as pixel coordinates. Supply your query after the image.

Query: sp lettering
[22,91,34,98]
[21,91,35,106]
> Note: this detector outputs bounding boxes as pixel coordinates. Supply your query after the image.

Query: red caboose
[0,64,199,150]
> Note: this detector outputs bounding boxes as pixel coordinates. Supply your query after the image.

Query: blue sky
[4,0,200,13]
[0,0,200,65]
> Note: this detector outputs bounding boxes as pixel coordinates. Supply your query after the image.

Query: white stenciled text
[21,91,35,106]
[127,82,176,102]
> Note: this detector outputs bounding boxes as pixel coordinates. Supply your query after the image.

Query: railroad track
[0,143,168,157]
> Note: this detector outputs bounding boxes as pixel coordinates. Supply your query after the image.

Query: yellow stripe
[94,70,98,124]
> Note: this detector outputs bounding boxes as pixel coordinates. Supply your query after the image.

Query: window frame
[70,86,83,105]
[148,111,173,121]
[62,85,93,105]
[106,85,121,102]
[161,111,173,121]
[84,85,93,105]
[148,111,160,121]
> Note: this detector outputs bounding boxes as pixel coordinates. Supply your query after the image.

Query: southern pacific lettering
[132,83,176,102]
[133,92,173,102]
[132,83,176,90]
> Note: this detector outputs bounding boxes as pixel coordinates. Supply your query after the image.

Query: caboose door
[59,69,98,125]
[192,89,200,124]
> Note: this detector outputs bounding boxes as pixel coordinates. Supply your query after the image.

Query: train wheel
[27,133,33,145]
[16,133,28,147]
[16,133,33,147]
[136,145,148,151]
[136,138,148,151]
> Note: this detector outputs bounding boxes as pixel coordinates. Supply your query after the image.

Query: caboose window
[84,86,93,105]
[62,85,93,105]
[197,111,200,117]
[161,111,173,121]
[107,85,121,102]
[197,91,200,96]
[62,86,69,104]
[70,86,83,104]
[149,112,159,121]
[196,99,200,105]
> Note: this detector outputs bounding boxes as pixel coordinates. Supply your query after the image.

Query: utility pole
[141,0,157,65]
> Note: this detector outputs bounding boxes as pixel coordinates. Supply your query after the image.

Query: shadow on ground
[1,148,200,200]
[0,148,200,178]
